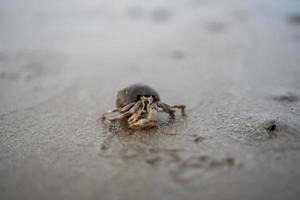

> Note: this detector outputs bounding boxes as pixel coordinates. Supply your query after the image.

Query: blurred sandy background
[1,0,300,199]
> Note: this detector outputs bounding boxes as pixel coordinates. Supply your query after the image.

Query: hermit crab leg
[108,101,143,121]
[101,102,135,120]
[128,97,146,125]
[129,97,158,129]
[157,101,186,116]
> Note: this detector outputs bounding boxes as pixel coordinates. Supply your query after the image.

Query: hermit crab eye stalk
[102,83,186,129]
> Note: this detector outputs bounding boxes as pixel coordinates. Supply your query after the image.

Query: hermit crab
[102,83,186,129]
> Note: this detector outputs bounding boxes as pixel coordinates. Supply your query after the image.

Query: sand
[1,0,300,199]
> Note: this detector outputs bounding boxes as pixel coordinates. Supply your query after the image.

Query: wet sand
[1,0,300,199]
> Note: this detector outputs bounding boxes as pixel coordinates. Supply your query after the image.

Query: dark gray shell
[116,83,160,108]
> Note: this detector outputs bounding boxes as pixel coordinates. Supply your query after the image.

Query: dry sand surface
[1,0,300,199]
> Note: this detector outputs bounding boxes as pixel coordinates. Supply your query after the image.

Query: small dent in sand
[230,116,299,143]
[145,148,182,165]
[265,121,277,133]
[100,142,109,151]
[171,49,186,60]
[171,155,236,182]
[255,119,296,141]
[272,92,299,102]
[287,14,300,25]
[151,8,172,22]
[209,157,235,168]
[262,120,284,138]
[206,21,226,33]
[145,154,161,165]
[193,135,205,143]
